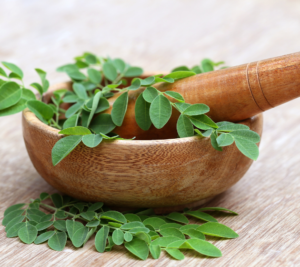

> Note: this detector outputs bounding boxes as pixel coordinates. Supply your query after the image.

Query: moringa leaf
[65,100,84,118]
[86,220,100,227]
[72,227,89,247]
[124,67,143,77]
[176,114,194,138]
[151,236,182,247]
[143,217,166,230]
[87,91,102,127]
[111,92,128,126]
[66,69,86,81]
[150,95,172,129]
[160,228,185,239]
[197,207,238,215]
[35,68,49,92]
[82,134,103,148]
[230,130,260,143]
[51,135,82,166]
[121,221,144,230]
[160,223,182,230]
[101,211,127,224]
[165,248,185,260]
[66,220,84,240]
[27,100,54,124]
[73,83,88,100]
[103,62,117,81]
[181,229,205,240]
[4,203,25,216]
[201,59,214,73]
[164,91,185,102]
[234,138,259,160]
[113,58,126,73]
[143,87,159,103]
[154,77,174,83]
[185,238,222,257]
[135,94,151,131]
[34,231,55,244]
[217,133,234,146]
[95,97,110,113]
[127,78,141,90]
[112,229,124,245]
[5,216,25,232]
[90,113,116,134]
[6,222,25,238]
[217,122,249,131]
[2,210,24,226]
[53,220,67,232]
[2,62,23,78]
[165,212,189,224]
[95,225,110,253]
[87,202,104,212]
[140,76,155,86]
[211,131,222,151]
[50,193,63,208]
[59,126,91,136]
[149,244,161,259]
[189,114,218,130]
[174,102,191,113]
[36,221,53,231]
[63,93,80,103]
[80,211,95,221]
[18,223,38,244]
[87,68,102,85]
[0,82,22,110]
[128,227,150,234]
[197,222,239,238]
[48,231,67,251]
[124,214,141,222]
[124,238,149,260]
[171,66,190,72]
[0,67,7,77]
[180,224,201,231]
[185,210,218,222]
[63,114,79,129]
[124,232,133,242]
[163,71,195,80]
[183,104,210,116]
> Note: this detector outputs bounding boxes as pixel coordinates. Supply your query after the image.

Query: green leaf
[0,82,22,110]
[197,222,239,238]
[113,58,126,73]
[124,238,149,260]
[128,227,150,234]
[66,220,84,240]
[56,64,78,73]
[63,114,79,129]
[27,100,54,124]
[2,62,23,79]
[124,232,133,242]
[112,229,124,245]
[234,138,259,160]
[201,59,214,73]
[154,77,174,83]
[124,214,141,222]
[34,231,55,244]
[127,78,141,90]
[95,225,110,253]
[191,65,202,74]
[185,210,218,222]
[9,72,22,80]
[4,203,25,216]
[183,104,209,116]
[211,131,222,151]
[135,94,151,131]
[176,114,194,138]
[36,221,53,231]
[86,220,100,227]
[72,227,89,247]
[65,100,84,118]
[197,207,238,215]
[103,62,118,81]
[181,229,205,240]
[73,83,88,100]
[50,193,63,208]
[95,97,110,113]
[180,224,199,231]
[59,126,91,136]
[101,211,127,224]
[230,130,260,143]
[150,95,172,129]
[85,53,98,64]
[174,102,191,113]
[6,222,25,238]
[18,223,38,244]
[165,212,189,224]
[143,217,166,230]
[160,223,182,230]
[111,92,128,126]
[90,113,116,134]
[51,135,82,166]
[171,66,190,72]
[0,98,27,117]
[2,209,24,226]
[163,71,195,80]
[121,221,144,230]
[87,202,104,211]
[80,211,95,221]
[189,114,218,130]
[217,122,249,131]
[0,67,7,77]
[165,248,185,260]
[217,133,234,146]
[87,91,102,127]
[124,67,143,77]
[142,86,159,103]
[66,69,86,81]
[185,238,222,257]
[5,216,25,232]
[164,91,185,102]
[63,92,80,103]
[27,208,45,217]
[140,76,155,86]
[48,231,67,251]
[53,220,67,232]
[82,81,97,91]
[82,134,103,148]
[40,214,52,222]
[151,236,181,247]
[35,68,49,92]
[30,83,43,96]
[160,228,185,239]
[76,60,89,69]
[27,214,41,223]
[165,240,185,248]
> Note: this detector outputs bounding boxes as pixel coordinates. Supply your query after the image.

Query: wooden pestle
[106,52,300,140]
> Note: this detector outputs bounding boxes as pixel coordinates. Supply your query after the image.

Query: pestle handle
[156,52,300,122]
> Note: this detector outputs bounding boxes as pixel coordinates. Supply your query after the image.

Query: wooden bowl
[22,81,263,213]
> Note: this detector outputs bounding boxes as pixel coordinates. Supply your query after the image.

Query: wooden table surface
[1,0,300,266]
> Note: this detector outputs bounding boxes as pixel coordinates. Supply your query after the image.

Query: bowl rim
[22,80,262,146]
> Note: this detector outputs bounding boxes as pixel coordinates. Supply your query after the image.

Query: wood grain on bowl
[22,82,263,210]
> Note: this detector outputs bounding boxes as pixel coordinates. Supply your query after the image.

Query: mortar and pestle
[22,52,300,212]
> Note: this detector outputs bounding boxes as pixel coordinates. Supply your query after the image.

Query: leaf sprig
[0,53,260,165]
[2,193,239,261]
